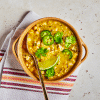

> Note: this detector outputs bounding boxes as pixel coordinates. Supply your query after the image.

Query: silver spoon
[27,34,49,100]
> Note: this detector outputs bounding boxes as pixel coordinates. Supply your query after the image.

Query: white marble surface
[0,0,100,100]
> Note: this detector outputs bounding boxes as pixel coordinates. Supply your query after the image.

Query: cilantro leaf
[65,43,71,48]
[35,47,49,58]
[65,35,76,48]
[41,53,46,57]
[44,48,49,53]
[45,67,55,78]
[54,31,63,44]
[35,52,41,58]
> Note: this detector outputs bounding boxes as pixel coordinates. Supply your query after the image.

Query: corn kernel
[26,62,29,66]
[28,29,34,34]
[30,61,34,65]
[35,31,39,35]
[53,28,58,31]
[58,44,64,51]
[73,53,78,58]
[68,62,73,67]
[26,56,31,60]
[36,41,40,46]
[71,59,75,64]
[54,21,58,24]
[42,22,47,25]
[41,71,45,74]
[30,67,34,72]
[27,37,32,42]
[34,26,37,30]
[47,47,50,51]
[48,20,53,25]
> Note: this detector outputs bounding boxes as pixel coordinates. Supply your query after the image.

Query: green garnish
[45,67,55,78]
[41,30,51,38]
[62,49,73,59]
[65,43,71,48]
[44,55,60,78]
[65,35,76,48]
[54,31,63,44]
[43,35,54,46]
[35,47,49,58]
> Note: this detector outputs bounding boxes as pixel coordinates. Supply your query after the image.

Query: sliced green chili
[43,35,54,46]
[40,30,51,38]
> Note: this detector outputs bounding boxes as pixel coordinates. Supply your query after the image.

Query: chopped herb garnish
[62,49,73,59]
[35,47,49,58]
[65,35,76,48]
[54,31,63,44]
[65,43,71,48]
[45,67,55,78]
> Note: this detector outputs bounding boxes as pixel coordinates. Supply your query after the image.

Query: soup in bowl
[17,17,88,81]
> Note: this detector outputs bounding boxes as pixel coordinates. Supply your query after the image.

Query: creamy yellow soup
[22,20,78,80]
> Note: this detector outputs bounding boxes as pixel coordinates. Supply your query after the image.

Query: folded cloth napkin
[0,11,82,100]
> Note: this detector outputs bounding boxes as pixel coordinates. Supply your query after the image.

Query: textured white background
[0,0,100,100]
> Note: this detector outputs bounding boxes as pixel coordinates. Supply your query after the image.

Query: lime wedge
[38,55,60,70]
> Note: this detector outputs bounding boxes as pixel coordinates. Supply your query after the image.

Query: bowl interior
[17,17,83,81]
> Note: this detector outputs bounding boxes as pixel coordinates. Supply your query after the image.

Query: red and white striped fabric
[0,11,82,100]
[1,67,77,95]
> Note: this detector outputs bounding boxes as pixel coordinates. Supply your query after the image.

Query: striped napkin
[0,11,82,100]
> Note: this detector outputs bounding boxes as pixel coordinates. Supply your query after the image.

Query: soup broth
[22,20,79,80]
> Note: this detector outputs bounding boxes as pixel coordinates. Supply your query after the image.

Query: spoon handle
[33,56,49,100]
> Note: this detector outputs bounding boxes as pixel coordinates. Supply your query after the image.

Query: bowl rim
[17,17,84,82]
